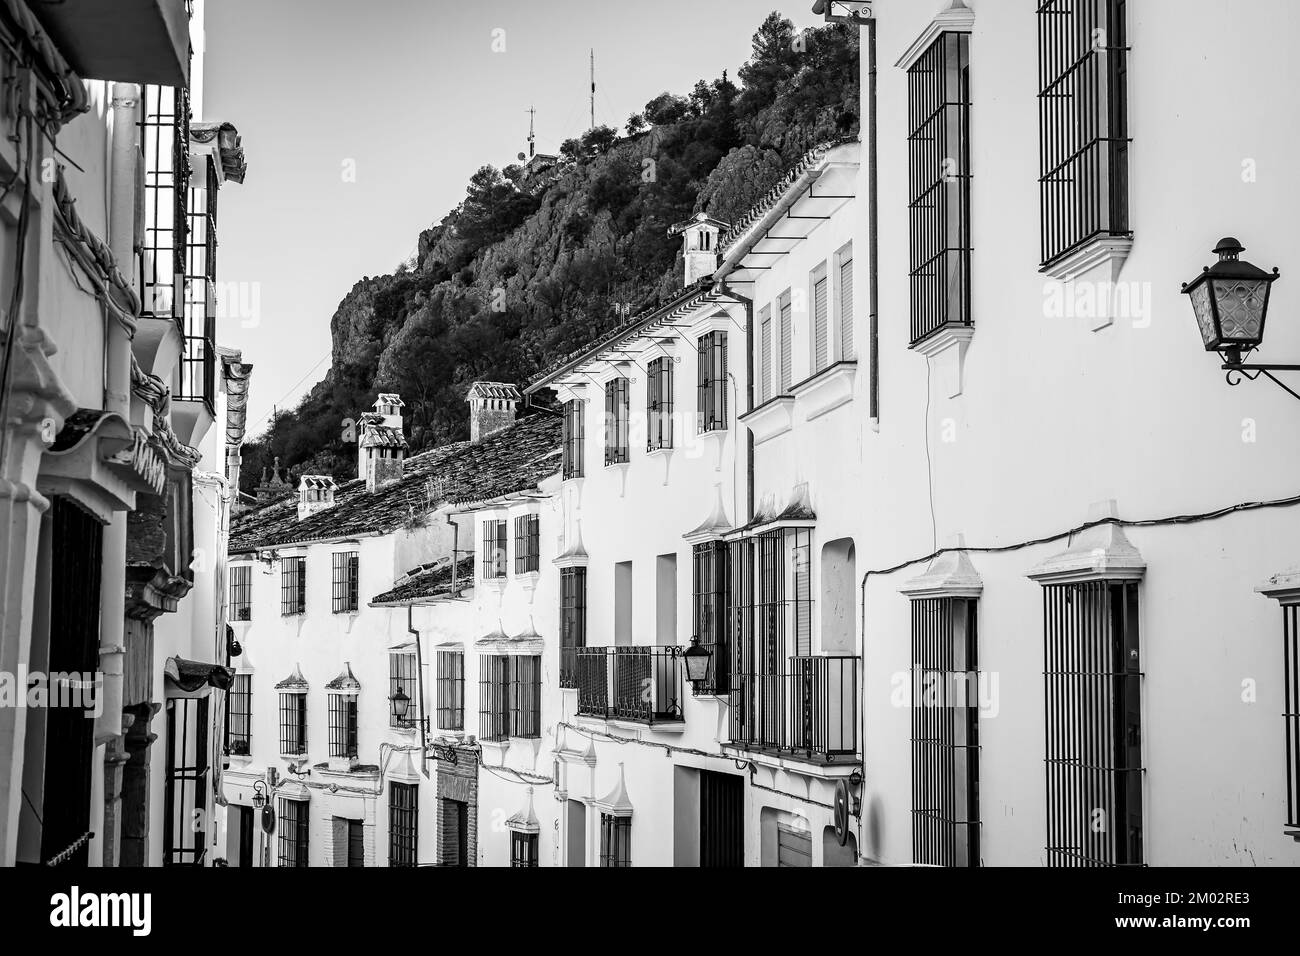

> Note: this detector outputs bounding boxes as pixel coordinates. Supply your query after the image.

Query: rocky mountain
[241,12,859,495]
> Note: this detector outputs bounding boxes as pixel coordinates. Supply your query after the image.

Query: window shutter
[813,275,829,373]
[779,296,793,393]
[839,256,854,359]
[760,310,772,403]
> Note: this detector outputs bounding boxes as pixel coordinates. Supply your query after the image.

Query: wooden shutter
[813,274,829,372]
[839,256,854,359]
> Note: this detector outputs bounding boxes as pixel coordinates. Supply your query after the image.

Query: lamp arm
[1222,361,1300,402]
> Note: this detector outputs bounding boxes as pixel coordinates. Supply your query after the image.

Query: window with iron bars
[1283,605,1300,837]
[1038,0,1130,268]
[436,649,465,731]
[280,557,305,616]
[179,157,217,409]
[510,831,539,867]
[1042,580,1142,867]
[600,813,631,867]
[389,782,418,867]
[278,798,309,867]
[692,542,731,695]
[225,674,252,757]
[278,693,307,755]
[910,597,980,867]
[328,693,359,759]
[560,567,587,689]
[562,399,585,479]
[228,564,251,622]
[163,696,209,866]
[697,332,728,433]
[482,519,507,579]
[479,655,541,742]
[514,514,540,574]
[647,357,674,451]
[332,551,359,613]
[907,30,972,347]
[604,377,630,466]
[389,653,417,729]
[137,84,188,324]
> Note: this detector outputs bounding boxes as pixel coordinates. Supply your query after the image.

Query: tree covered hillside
[242,13,858,494]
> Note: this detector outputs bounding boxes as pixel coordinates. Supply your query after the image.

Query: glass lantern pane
[1211,278,1266,343]
[1188,282,1218,348]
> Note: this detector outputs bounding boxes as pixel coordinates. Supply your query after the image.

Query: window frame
[389,652,418,729]
[514,514,540,574]
[228,564,251,622]
[479,655,541,742]
[436,649,465,731]
[225,673,252,756]
[604,377,631,466]
[389,782,418,867]
[906,29,972,347]
[811,264,830,374]
[1037,0,1131,268]
[482,519,508,580]
[278,692,307,756]
[280,556,306,616]
[331,551,360,613]
[278,798,309,868]
[562,399,585,479]
[510,831,539,867]
[691,541,731,696]
[600,813,631,867]
[696,331,728,434]
[328,692,359,759]
[646,356,674,451]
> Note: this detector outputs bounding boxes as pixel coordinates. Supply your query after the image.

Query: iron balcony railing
[576,646,684,724]
[559,645,579,690]
[729,655,859,761]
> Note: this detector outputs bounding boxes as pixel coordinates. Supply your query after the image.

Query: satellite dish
[833,780,850,846]
[517,152,526,162]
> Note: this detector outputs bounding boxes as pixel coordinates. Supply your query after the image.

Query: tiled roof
[297,475,337,491]
[467,382,521,401]
[359,425,407,449]
[370,555,476,607]
[229,413,561,554]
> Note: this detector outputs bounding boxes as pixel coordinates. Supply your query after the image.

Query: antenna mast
[590,49,595,130]
[527,105,536,158]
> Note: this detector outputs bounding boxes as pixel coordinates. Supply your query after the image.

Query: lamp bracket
[1222,362,1300,402]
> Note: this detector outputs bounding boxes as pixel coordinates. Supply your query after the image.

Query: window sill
[790,361,857,420]
[910,325,974,399]
[739,395,795,445]
[1039,236,1134,283]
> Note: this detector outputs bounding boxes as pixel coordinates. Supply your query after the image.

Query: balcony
[729,655,859,763]
[31,0,191,87]
[559,645,578,690]
[576,646,684,726]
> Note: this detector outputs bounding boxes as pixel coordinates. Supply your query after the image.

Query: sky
[204,0,825,438]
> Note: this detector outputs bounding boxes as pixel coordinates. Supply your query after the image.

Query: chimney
[467,382,520,442]
[297,475,338,521]
[670,212,727,287]
[357,393,408,493]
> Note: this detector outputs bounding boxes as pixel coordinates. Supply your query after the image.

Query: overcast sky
[204,0,824,436]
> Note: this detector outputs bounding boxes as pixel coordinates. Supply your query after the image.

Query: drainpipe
[94,83,140,866]
[409,605,428,779]
[867,18,880,423]
[718,283,755,523]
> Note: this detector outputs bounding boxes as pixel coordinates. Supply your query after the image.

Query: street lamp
[1183,238,1299,400]
[251,779,267,810]
[390,687,411,724]
[683,637,712,685]
[812,0,874,24]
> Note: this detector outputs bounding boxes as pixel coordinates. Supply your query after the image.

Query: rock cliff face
[242,14,859,494]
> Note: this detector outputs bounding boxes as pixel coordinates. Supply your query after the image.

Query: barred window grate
[280,557,305,616]
[907,30,972,346]
[328,693,359,759]
[479,655,541,741]
[389,653,417,729]
[138,84,187,325]
[482,519,507,579]
[1038,0,1130,267]
[510,831,539,867]
[692,542,731,696]
[332,551,359,613]
[228,564,251,622]
[389,783,418,867]
[514,514,540,574]
[180,156,217,408]
[647,356,674,451]
[1284,606,1299,834]
[278,799,309,867]
[437,649,465,731]
[560,568,587,690]
[604,377,630,465]
[910,597,980,867]
[697,332,728,433]
[562,399,585,479]
[278,693,307,755]
[600,813,631,867]
[226,674,252,757]
[1043,580,1143,867]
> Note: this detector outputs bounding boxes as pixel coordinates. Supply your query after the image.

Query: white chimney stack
[467,382,520,442]
[670,212,728,287]
[297,475,338,521]
[357,394,408,492]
